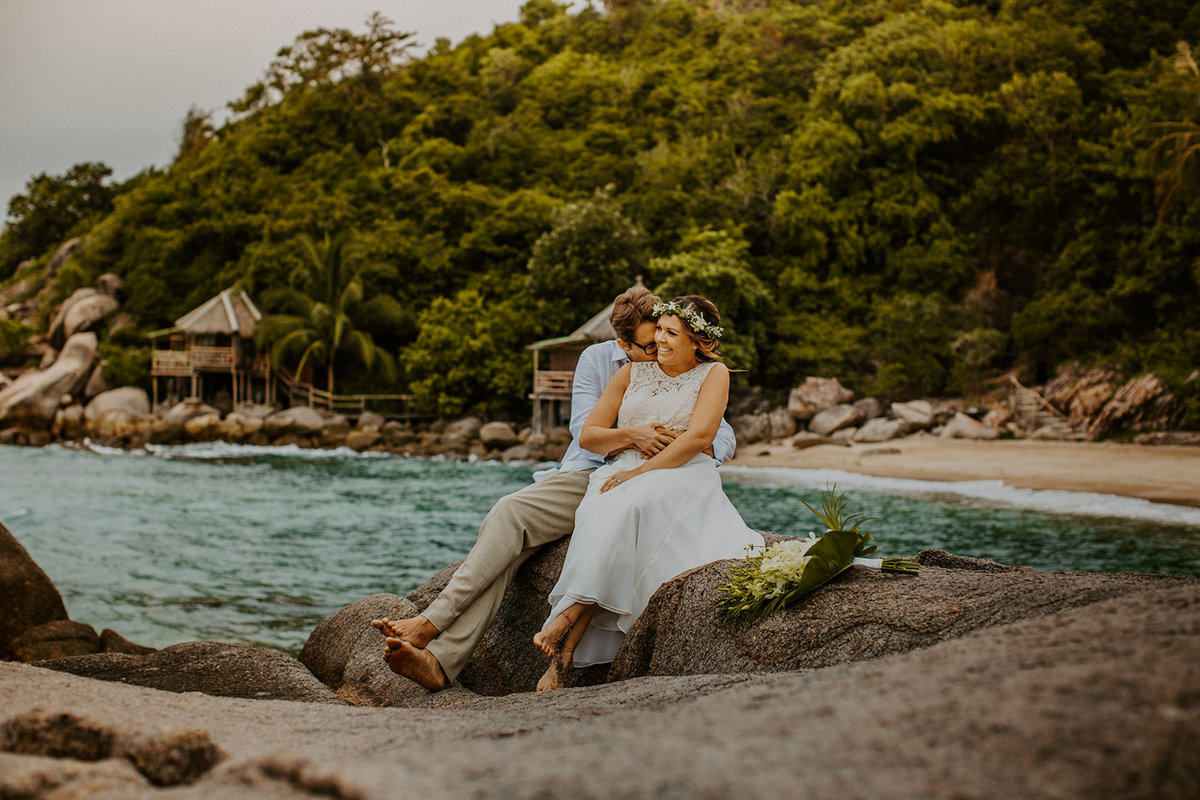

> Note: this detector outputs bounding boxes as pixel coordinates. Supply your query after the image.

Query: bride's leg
[536,603,599,692]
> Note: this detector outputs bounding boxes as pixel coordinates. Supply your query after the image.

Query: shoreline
[728,436,1200,509]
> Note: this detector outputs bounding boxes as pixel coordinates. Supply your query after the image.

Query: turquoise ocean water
[2,442,1198,656]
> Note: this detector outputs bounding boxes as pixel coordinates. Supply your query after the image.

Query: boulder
[183,412,221,440]
[47,288,118,349]
[853,397,884,421]
[606,546,1193,681]
[0,332,97,429]
[1043,363,1120,427]
[38,641,347,704]
[85,387,150,425]
[787,377,854,422]
[890,400,934,430]
[854,417,908,443]
[0,522,69,660]
[299,594,441,707]
[941,412,1000,440]
[8,620,101,662]
[262,406,325,438]
[500,443,534,462]
[766,408,797,440]
[356,411,385,430]
[161,399,219,426]
[479,421,520,450]
[345,429,382,451]
[444,416,483,440]
[808,404,862,436]
[730,413,770,445]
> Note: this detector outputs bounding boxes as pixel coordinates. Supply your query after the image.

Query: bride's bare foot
[537,658,568,692]
[371,615,439,648]
[533,610,578,658]
[383,637,448,691]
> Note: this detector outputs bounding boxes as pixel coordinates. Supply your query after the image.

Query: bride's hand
[600,469,641,493]
[628,423,676,457]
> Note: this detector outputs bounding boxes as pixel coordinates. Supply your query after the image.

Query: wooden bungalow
[526,279,645,435]
[148,289,271,411]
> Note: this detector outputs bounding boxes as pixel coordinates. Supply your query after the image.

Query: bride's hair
[610,286,661,342]
[665,295,722,363]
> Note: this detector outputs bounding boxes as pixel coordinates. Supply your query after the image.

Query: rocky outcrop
[263,406,326,438]
[479,421,520,450]
[39,642,347,704]
[1088,373,1179,438]
[0,522,69,660]
[0,331,97,429]
[608,546,1186,680]
[941,411,1000,439]
[787,377,854,422]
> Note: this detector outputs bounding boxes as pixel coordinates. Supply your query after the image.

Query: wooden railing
[533,369,574,397]
[274,366,413,415]
[152,346,242,375]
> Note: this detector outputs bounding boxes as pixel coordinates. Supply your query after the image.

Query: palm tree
[256,232,398,395]
[1150,41,1200,224]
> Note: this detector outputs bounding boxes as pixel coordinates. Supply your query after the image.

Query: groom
[373,285,738,690]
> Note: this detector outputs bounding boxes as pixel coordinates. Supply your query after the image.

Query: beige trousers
[423,468,592,680]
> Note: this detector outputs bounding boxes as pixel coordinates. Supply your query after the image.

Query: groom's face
[622,321,659,362]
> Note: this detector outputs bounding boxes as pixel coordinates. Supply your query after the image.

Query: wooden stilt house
[149,289,271,411]
[526,279,646,435]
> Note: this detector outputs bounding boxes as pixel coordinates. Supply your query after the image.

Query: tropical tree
[255,232,399,395]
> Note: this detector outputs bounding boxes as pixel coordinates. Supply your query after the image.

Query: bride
[532,295,764,690]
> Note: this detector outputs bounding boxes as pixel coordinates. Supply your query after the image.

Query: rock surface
[1,579,1196,799]
[37,642,347,704]
[807,403,862,436]
[0,522,69,660]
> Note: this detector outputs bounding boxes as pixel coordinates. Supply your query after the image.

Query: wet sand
[728,436,1200,508]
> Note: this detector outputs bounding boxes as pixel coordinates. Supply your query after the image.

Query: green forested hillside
[2,0,1198,420]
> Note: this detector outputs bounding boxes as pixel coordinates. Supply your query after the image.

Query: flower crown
[652,301,724,339]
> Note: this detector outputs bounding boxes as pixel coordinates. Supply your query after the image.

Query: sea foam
[720,466,1200,527]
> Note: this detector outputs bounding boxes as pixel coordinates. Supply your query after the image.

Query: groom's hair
[610,286,661,342]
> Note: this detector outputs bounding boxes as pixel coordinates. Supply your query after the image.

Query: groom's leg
[420,469,591,679]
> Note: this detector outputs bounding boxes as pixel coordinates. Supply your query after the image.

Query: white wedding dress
[545,360,765,667]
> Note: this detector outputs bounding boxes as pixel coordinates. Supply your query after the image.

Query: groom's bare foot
[533,610,578,657]
[383,637,448,691]
[371,615,438,648]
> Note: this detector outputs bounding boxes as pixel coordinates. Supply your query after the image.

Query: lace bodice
[617,361,718,431]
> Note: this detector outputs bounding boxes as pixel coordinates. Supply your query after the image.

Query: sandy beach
[728,436,1200,508]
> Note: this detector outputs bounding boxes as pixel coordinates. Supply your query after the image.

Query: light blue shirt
[554,339,737,473]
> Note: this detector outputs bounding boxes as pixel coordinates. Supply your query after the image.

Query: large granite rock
[263,406,326,438]
[84,386,150,438]
[0,522,69,660]
[941,411,1000,439]
[853,416,907,442]
[807,403,862,435]
[38,641,346,704]
[0,332,97,429]
[890,399,935,430]
[787,377,854,422]
[607,546,1190,680]
[8,619,101,662]
[730,412,769,444]
[47,286,119,349]
[479,421,520,450]
[299,594,446,707]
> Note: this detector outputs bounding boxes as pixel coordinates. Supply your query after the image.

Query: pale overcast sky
[0,0,537,216]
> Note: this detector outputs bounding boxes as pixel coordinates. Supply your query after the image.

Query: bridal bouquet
[717,486,919,622]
